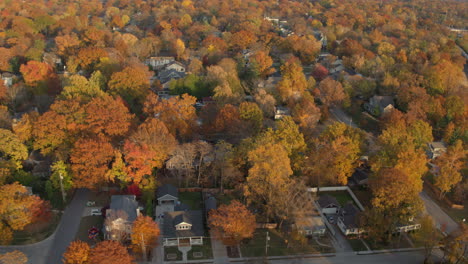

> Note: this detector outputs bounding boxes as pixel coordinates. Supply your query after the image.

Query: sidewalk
[210,231,230,264]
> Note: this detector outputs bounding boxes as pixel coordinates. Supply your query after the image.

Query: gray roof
[163,211,205,238]
[318,194,339,208]
[371,95,394,109]
[339,203,360,229]
[158,69,186,84]
[110,195,139,222]
[157,184,178,199]
[350,168,368,183]
[205,196,217,213]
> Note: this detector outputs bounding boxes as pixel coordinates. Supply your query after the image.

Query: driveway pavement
[210,231,229,264]
[420,191,459,235]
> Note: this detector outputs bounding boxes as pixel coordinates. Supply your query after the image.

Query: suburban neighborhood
[0,0,467,264]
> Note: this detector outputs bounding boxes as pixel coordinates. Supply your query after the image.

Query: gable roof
[157,184,178,199]
[204,196,217,213]
[109,195,138,222]
[317,194,339,208]
[350,168,369,183]
[339,203,360,229]
[163,211,204,238]
[166,61,185,69]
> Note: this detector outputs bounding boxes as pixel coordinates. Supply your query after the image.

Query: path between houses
[210,231,230,264]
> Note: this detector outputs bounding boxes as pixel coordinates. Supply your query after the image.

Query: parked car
[328,216,335,224]
[91,209,102,216]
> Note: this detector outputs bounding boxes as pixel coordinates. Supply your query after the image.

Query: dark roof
[174,203,190,211]
[158,69,186,84]
[350,168,368,183]
[339,203,360,229]
[163,211,205,238]
[317,195,339,208]
[110,195,139,222]
[157,184,178,199]
[204,196,217,213]
[371,95,394,109]
[174,213,192,225]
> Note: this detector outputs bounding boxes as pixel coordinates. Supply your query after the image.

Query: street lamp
[59,172,66,203]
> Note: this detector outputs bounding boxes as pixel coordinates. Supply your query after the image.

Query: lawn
[319,191,356,207]
[363,233,413,250]
[215,192,236,206]
[187,238,213,260]
[240,229,333,257]
[12,212,60,245]
[347,238,368,251]
[75,215,104,245]
[179,191,203,210]
[164,247,183,261]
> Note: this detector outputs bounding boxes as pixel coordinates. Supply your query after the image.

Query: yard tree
[239,102,263,133]
[434,140,467,199]
[0,250,28,264]
[317,77,347,108]
[306,122,364,185]
[0,223,13,245]
[50,160,73,192]
[19,61,59,94]
[106,151,128,186]
[276,58,308,102]
[250,51,274,78]
[244,142,293,221]
[108,66,152,107]
[254,89,276,118]
[208,200,256,245]
[123,141,159,185]
[413,215,440,263]
[12,111,39,144]
[290,92,321,134]
[0,183,40,231]
[60,74,106,102]
[88,240,134,264]
[70,137,114,189]
[131,216,160,257]
[0,129,28,169]
[63,241,90,264]
[441,226,468,264]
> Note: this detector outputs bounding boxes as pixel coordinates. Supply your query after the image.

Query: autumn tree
[254,89,276,118]
[317,77,347,108]
[412,216,440,263]
[244,143,292,221]
[276,58,308,102]
[290,92,321,134]
[19,61,59,94]
[441,226,468,264]
[239,102,263,133]
[250,51,274,78]
[0,129,28,169]
[108,66,152,107]
[60,73,106,102]
[131,216,160,259]
[88,240,134,264]
[0,250,28,264]
[434,140,467,199]
[208,200,256,245]
[70,137,114,189]
[63,241,90,264]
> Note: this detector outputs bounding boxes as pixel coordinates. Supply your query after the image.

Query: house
[329,59,345,74]
[157,184,179,206]
[145,56,175,69]
[337,203,364,236]
[1,72,15,87]
[105,195,140,240]
[158,69,186,88]
[317,195,340,214]
[427,142,447,159]
[274,106,291,120]
[165,61,186,72]
[43,52,62,67]
[163,210,205,246]
[204,195,217,219]
[295,213,326,237]
[349,168,369,186]
[364,95,395,116]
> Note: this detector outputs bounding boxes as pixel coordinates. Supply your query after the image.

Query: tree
[254,89,276,118]
[131,216,160,258]
[50,160,73,193]
[250,51,274,78]
[108,66,151,107]
[88,240,134,264]
[208,200,256,245]
[434,140,466,199]
[317,77,347,108]
[239,102,263,133]
[441,225,467,264]
[173,39,186,60]
[0,129,28,169]
[60,74,106,102]
[70,137,114,189]
[290,92,321,133]
[244,143,292,221]
[32,111,68,156]
[0,250,28,264]
[0,183,38,231]
[63,241,90,264]
[412,216,440,264]
[19,61,58,94]
[311,64,329,81]
[276,58,308,102]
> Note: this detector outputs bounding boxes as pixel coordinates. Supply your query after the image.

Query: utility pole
[141,233,147,262]
[265,231,270,259]
[59,172,66,203]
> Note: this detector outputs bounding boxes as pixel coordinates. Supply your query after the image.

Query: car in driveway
[90,209,102,216]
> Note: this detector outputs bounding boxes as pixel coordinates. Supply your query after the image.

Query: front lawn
[320,191,356,207]
[12,212,60,245]
[363,233,413,250]
[240,229,333,257]
[75,215,104,245]
[347,238,368,251]
[179,191,202,210]
[187,238,213,260]
[164,247,183,261]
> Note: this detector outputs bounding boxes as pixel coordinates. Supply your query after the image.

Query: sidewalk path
[210,231,229,264]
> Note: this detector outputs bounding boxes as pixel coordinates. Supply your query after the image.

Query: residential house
[337,203,364,236]
[165,61,186,72]
[157,184,179,206]
[145,56,175,69]
[427,142,447,159]
[43,52,62,68]
[105,195,140,240]
[349,168,369,186]
[1,72,15,87]
[317,195,340,215]
[329,59,345,74]
[158,69,186,89]
[364,95,395,116]
[295,212,326,237]
[274,106,291,120]
[163,210,205,246]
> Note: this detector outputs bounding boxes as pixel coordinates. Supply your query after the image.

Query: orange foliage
[131,216,160,253]
[63,241,90,264]
[88,240,134,264]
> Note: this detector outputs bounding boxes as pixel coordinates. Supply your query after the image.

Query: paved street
[330,107,358,128]
[420,191,459,235]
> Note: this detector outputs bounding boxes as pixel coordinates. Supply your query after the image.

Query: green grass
[240,229,333,257]
[12,212,60,245]
[348,238,368,251]
[179,192,203,210]
[187,238,214,260]
[75,215,104,245]
[215,192,236,205]
[320,191,356,207]
[363,233,412,250]
[164,247,183,261]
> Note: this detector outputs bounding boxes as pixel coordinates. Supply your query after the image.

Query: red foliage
[125,184,142,198]
[311,64,329,81]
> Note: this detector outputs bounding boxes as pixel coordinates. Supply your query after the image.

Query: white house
[317,195,340,215]
[165,61,186,72]
[145,57,175,69]
[337,203,364,236]
[105,195,140,240]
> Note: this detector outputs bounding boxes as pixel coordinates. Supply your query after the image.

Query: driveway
[0,189,90,264]
[420,191,459,235]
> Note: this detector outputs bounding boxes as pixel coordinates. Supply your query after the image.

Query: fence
[307,186,366,211]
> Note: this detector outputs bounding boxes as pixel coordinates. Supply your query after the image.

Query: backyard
[240,229,334,257]
[319,191,356,207]
[179,191,202,210]
[187,238,213,260]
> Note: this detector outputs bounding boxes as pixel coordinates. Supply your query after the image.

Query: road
[329,107,357,128]
[419,191,459,235]
[0,189,90,264]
